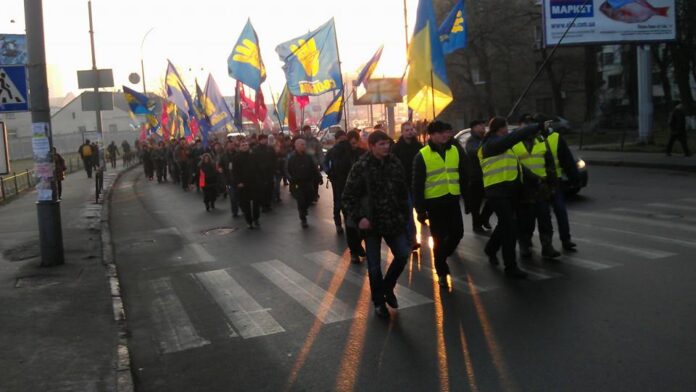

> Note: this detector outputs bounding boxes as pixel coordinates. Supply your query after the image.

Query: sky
[3,0,421,100]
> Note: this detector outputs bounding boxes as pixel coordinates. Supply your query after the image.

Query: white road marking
[573,236,675,259]
[560,255,620,271]
[457,248,560,281]
[647,202,696,213]
[148,277,210,354]
[253,260,354,324]
[193,269,285,339]
[611,207,696,223]
[572,211,696,234]
[188,243,216,263]
[573,221,696,250]
[304,250,432,309]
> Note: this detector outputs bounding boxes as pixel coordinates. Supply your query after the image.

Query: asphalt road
[109,165,696,392]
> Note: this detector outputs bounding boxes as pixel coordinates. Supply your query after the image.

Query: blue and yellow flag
[165,60,194,115]
[228,19,266,91]
[276,18,343,97]
[123,86,153,115]
[203,74,235,132]
[194,81,212,145]
[319,91,343,130]
[355,45,383,89]
[407,0,453,119]
[276,85,290,125]
[439,0,467,55]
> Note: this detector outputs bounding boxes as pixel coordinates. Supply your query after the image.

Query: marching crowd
[108,117,580,318]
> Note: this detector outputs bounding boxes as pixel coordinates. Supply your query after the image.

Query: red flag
[160,99,171,141]
[287,96,298,134]
[255,89,267,122]
[294,95,309,108]
[138,124,148,141]
[239,85,258,122]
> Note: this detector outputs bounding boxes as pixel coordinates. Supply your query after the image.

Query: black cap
[427,120,452,134]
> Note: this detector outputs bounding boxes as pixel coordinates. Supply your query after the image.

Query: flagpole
[330,17,348,131]
[403,0,409,55]
[430,69,436,120]
[269,85,283,133]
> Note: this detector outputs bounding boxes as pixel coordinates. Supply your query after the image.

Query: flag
[234,81,243,130]
[294,95,309,109]
[228,19,266,91]
[276,18,343,96]
[355,45,384,89]
[194,81,212,145]
[319,91,343,130]
[203,74,235,132]
[255,88,267,122]
[238,84,258,122]
[439,0,467,55]
[165,60,195,118]
[123,86,154,115]
[276,85,298,133]
[407,0,453,119]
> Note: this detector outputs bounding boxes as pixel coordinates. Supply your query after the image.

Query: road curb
[99,165,139,392]
[584,159,696,173]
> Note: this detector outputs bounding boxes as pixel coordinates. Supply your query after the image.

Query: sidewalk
[571,146,696,172]
[0,162,132,392]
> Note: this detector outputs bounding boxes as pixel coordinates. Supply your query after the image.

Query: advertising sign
[542,0,676,46]
[0,34,27,65]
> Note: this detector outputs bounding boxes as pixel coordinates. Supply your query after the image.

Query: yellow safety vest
[420,145,461,199]
[546,132,562,177]
[512,139,548,178]
[478,147,519,188]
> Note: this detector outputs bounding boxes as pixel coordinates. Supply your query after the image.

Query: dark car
[454,128,588,195]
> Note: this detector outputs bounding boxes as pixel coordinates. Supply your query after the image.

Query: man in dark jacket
[254,134,277,212]
[464,120,493,233]
[391,121,424,249]
[324,129,366,262]
[666,102,691,157]
[78,139,94,178]
[220,141,239,217]
[233,140,261,229]
[413,121,468,287]
[288,138,322,228]
[342,130,410,318]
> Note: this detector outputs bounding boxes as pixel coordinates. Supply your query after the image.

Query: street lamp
[140,27,154,94]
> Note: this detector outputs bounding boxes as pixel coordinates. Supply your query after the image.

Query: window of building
[602,52,615,65]
[109,124,118,132]
[5,113,15,119]
[72,112,76,119]
[78,126,87,134]
[7,128,18,138]
[608,74,622,89]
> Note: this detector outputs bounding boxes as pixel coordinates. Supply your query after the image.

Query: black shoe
[357,248,366,258]
[247,224,254,230]
[562,241,577,251]
[336,225,344,235]
[411,243,421,251]
[205,203,210,211]
[542,247,561,259]
[232,213,239,218]
[482,221,492,230]
[211,203,216,209]
[473,226,487,234]
[350,254,361,264]
[519,246,532,258]
[253,220,260,228]
[301,219,308,228]
[505,267,528,279]
[385,292,399,309]
[438,275,449,288]
[485,249,499,266]
[374,303,390,318]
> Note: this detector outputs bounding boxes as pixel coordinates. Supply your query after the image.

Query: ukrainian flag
[407,0,453,119]
[123,86,153,115]
[319,91,343,130]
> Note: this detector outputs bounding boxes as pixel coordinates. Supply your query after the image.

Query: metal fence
[0,157,85,202]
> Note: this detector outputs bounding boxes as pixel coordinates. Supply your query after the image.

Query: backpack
[81,144,92,157]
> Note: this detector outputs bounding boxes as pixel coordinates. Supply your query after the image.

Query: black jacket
[232,151,260,197]
[220,151,236,185]
[392,137,423,189]
[554,134,579,182]
[287,152,321,185]
[200,162,219,186]
[253,144,277,179]
[412,140,467,214]
[480,124,540,198]
[324,141,364,188]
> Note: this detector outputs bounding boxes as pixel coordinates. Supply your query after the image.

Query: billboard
[0,34,28,65]
[542,0,676,46]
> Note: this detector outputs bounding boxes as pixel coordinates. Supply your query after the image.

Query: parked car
[454,128,588,195]
[531,113,574,134]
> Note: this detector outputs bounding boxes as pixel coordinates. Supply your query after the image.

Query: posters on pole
[542,0,676,46]
[0,34,28,65]
[32,122,54,201]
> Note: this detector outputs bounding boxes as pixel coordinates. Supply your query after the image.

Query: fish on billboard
[599,0,669,23]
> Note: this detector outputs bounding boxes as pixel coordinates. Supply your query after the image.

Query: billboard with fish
[542,0,676,46]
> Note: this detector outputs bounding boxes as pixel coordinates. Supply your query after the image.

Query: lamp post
[140,27,154,94]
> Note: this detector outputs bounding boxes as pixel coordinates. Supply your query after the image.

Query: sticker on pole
[0,65,29,112]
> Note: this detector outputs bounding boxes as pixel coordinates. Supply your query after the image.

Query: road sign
[0,65,29,112]
[81,91,114,111]
[77,69,114,89]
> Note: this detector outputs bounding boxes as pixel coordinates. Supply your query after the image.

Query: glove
[417,212,428,225]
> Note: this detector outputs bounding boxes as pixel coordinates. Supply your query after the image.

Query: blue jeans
[551,191,571,243]
[364,232,410,306]
[406,192,417,245]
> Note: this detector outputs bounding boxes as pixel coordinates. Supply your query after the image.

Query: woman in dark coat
[199,153,220,211]
[232,140,261,229]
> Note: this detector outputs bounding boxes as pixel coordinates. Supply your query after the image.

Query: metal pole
[25,0,64,266]
[88,0,104,168]
[140,27,154,94]
[403,0,409,54]
[636,45,653,143]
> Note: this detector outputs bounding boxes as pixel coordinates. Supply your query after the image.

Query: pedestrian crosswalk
[132,197,696,355]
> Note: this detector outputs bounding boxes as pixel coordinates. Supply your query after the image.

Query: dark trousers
[486,197,518,269]
[469,185,493,228]
[239,189,260,224]
[426,197,464,277]
[331,182,345,227]
[517,200,554,249]
[260,177,274,209]
[666,133,690,156]
[179,162,190,189]
[109,156,117,169]
[227,185,239,216]
[155,160,166,182]
[333,181,364,255]
[203,185,217,208]
[83,158,93,178]
[551,190,571,243]
[295,182,314,221]
[364,233,410,306]
[143,159,154,179]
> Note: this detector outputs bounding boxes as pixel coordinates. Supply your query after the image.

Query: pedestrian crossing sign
[0,65,29,112]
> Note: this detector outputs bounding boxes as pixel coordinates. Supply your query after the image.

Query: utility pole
[25,0,64,266]
[88,0,104,164]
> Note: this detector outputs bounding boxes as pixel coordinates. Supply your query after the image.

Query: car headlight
[576,159,586,170]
